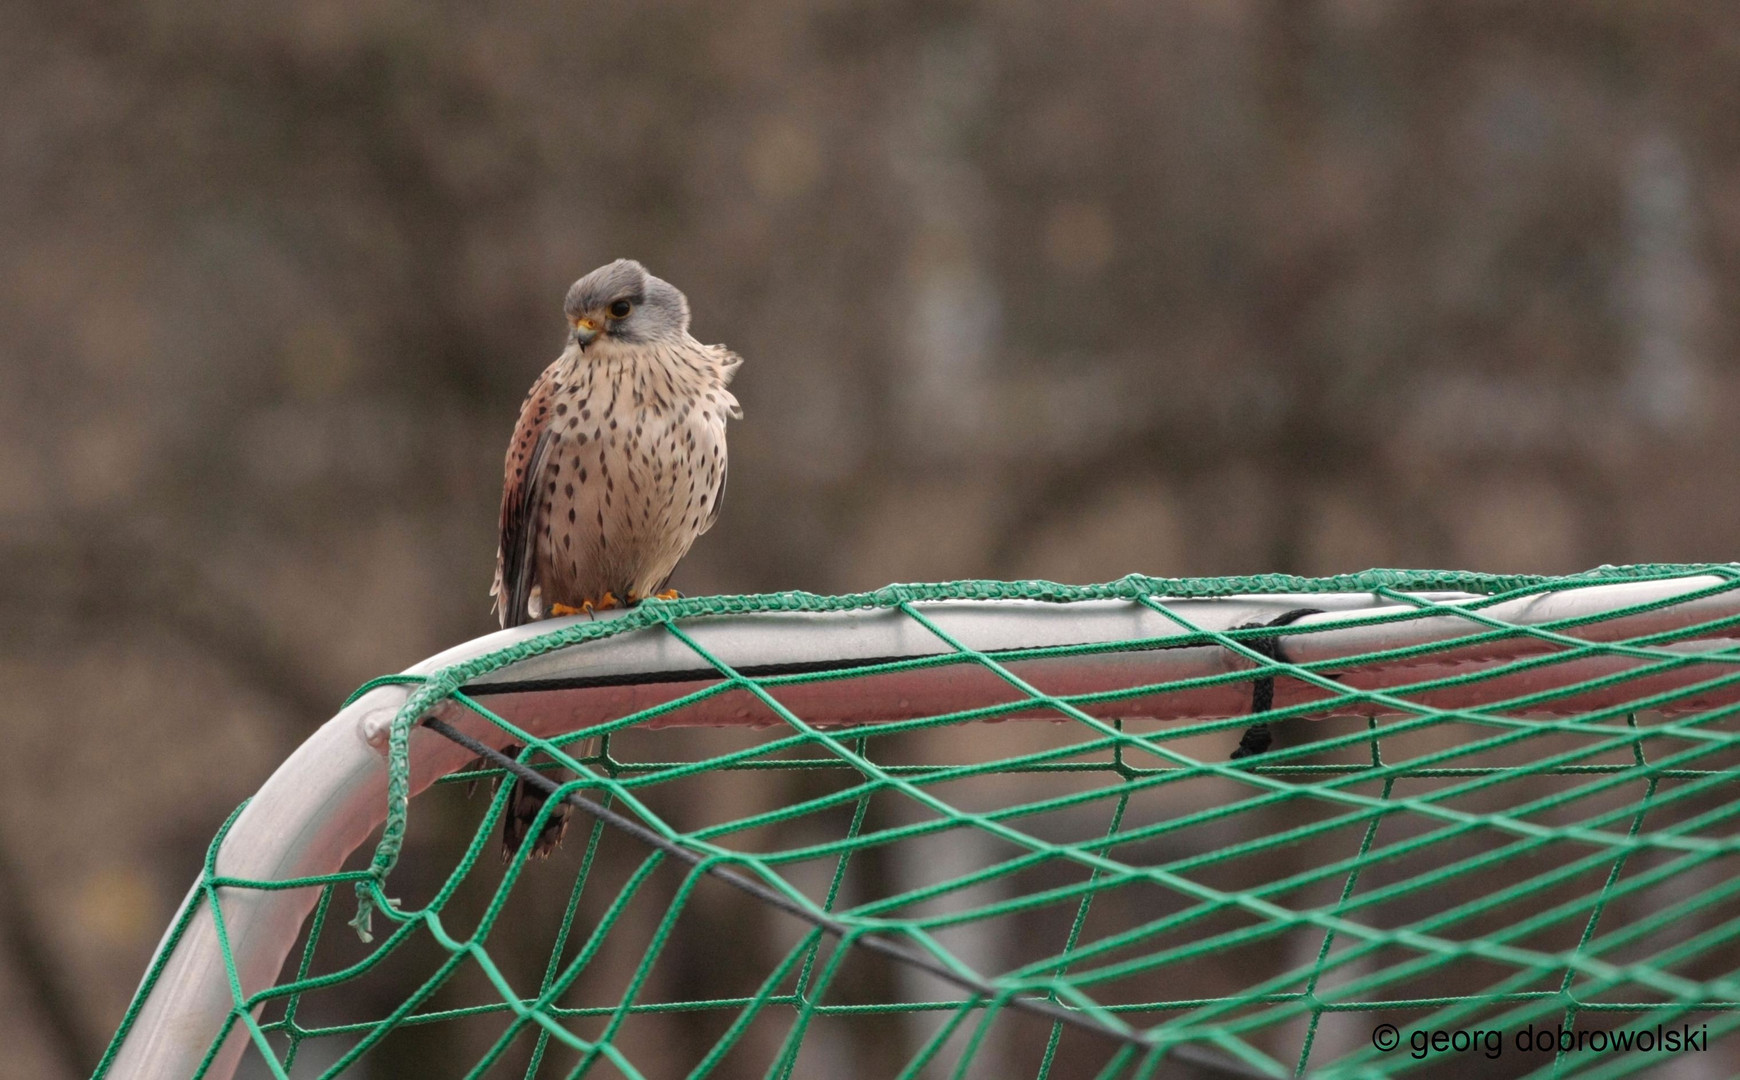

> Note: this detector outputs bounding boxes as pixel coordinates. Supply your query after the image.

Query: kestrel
[491,259,742,855]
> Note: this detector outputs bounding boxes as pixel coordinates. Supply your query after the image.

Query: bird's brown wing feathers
[697,345,741,538]
[700,455,727,536]
[496,372,558,628]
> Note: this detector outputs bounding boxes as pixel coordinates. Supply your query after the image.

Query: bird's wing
[494,368,559,628]
[700,452,727,536]
[698,344,741,537]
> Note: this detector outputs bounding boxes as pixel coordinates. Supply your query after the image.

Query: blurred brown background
[3,1,1739,1077]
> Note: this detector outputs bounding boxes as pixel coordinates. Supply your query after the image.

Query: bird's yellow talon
[549,594,621,618]
[654,589,680,601]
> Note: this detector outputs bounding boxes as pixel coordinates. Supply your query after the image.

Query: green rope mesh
[96,565,1740,1078]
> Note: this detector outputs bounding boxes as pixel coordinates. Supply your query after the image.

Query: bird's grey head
[562,259,690,351]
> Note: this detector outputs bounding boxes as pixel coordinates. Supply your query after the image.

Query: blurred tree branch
[1,522,339,731]
[0,831,102,1077]
[0,521,357,1075]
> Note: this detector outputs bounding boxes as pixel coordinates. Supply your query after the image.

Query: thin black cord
[423,717,1272,1079]
[1231,608,1324,761]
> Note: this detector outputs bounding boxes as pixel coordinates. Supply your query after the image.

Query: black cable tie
[1230,608,1323,761]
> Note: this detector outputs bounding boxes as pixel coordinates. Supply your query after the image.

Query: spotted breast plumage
[489,258,741,855]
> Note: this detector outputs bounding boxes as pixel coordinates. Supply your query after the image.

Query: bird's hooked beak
[572,317,600,347]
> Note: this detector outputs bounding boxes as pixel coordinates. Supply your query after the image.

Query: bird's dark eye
[608,300,633,319]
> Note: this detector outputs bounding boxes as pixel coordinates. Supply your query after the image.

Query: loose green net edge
[96,564,1740,1079]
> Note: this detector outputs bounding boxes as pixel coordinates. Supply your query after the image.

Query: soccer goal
[98,567,1740,1078]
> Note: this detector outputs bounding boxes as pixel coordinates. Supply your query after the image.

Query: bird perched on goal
[491,258,742,855]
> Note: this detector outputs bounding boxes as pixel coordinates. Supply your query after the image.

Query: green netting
[98,566,1740,1078]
